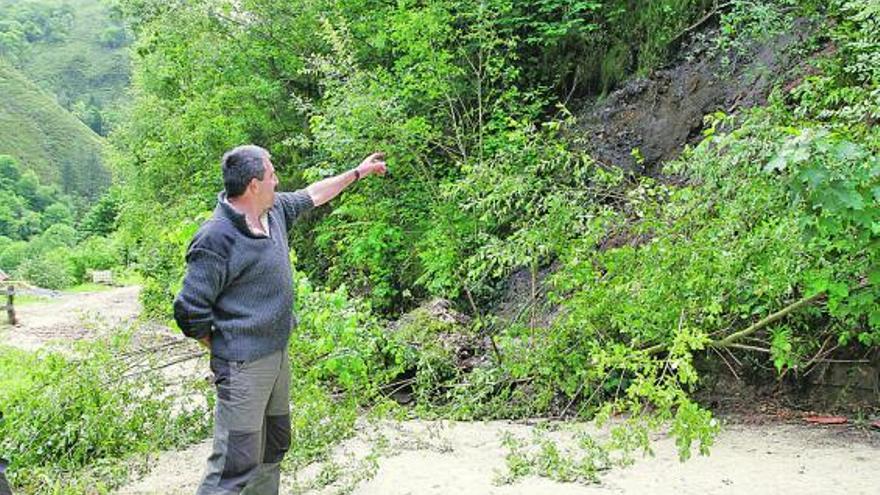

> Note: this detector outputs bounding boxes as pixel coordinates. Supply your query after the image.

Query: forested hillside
[1,0,878,492]
[0,0,131,135]
[0,0,130,201]
[0,0,127,291]
[0,60,108,199]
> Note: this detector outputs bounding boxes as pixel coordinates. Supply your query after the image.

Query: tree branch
[712,292,826,348]
[644,292,826,356]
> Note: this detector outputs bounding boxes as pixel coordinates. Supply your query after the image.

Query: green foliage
[0,155,123,287]
[79,187,121,239]
[27,223,77,253]
[291,271,405,396]
[41,202,73,227]
[67,235,123,283]
[0,0,73,64]
[790,0,880,122]
[111,0,720,315]
[715,0,795,60]
[0,337,211,492]
[0,155,76,242]
[0,240,28,273]
[15,248,73,290]
[282,270,406,467]
[495,428,611,485]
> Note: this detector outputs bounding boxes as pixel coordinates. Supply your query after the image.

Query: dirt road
[118,418,880,495]
[0,285,141,351]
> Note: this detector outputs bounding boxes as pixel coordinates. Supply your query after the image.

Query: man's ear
[247,178,259,194]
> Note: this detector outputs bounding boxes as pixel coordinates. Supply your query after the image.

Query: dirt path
[118,418,880,495]
[0,285,141,351]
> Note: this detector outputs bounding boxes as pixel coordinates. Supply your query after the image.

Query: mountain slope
[1,0,131,136]
[0,60,109,199]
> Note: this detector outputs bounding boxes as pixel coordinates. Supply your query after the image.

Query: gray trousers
[197,348,291,495]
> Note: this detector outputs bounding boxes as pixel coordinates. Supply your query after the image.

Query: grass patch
[63,282,114,294]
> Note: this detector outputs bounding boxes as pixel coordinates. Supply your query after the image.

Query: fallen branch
[121,351,207,380]
[381,377,417,399]
[643,291,826,355]
[724,343,771,354]
[712,292,826,348]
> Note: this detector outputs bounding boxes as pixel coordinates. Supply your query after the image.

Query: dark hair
[221,145,268,197]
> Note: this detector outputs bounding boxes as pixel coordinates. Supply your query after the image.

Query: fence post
[5,285,15,326]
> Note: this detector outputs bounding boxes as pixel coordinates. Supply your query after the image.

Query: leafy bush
[15,248,73,290]
[0,240,27,273]
[0,337,211,493]
[26,223,77,256]
[253,270,404,468]
[67,235,122,284]
[0,155,76,241]
[41,202,73,228]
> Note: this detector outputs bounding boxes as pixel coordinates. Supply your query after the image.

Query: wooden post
[5,285,15,326]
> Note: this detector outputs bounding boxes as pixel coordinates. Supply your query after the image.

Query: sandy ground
[118,418,880,495]
[0,285,141,350]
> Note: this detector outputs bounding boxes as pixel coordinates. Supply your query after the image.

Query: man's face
[254,156,278,210]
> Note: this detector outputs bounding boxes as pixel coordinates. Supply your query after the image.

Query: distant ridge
[0,60,109,199]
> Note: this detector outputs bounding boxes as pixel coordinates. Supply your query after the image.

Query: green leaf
[764,154,788,173]
[831,141,864,162]
[801,166,827,187]
[836,187,865,210]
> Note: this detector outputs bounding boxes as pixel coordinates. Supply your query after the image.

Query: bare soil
[575,22,813,174]
[117,418,880,495]
[0,285,141,351]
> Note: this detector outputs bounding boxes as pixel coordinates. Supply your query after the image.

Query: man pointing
[173,145,386,494]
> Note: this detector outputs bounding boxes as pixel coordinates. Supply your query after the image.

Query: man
[173,145,386,494]
[0,456,12,495]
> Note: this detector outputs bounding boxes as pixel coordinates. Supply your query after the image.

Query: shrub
[0,336,211,492]
[15,249,73,290]
[0,241,28,274]
[26,223,77,257]
[67,235,122,284]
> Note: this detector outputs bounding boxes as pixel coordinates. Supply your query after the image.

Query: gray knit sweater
[173,190,314,362]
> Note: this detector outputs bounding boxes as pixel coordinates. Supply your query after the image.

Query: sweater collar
[216,191,269,239]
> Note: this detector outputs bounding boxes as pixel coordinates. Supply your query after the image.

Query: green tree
[42,202,74,228]
[67,235,121,283]
[79,188,120,238]
[16,248,74,290]
[0,240,28,273]
[0,155,21,189]
[28,223,78,257]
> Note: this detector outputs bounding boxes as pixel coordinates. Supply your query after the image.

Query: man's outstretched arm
[306,152,387,206]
